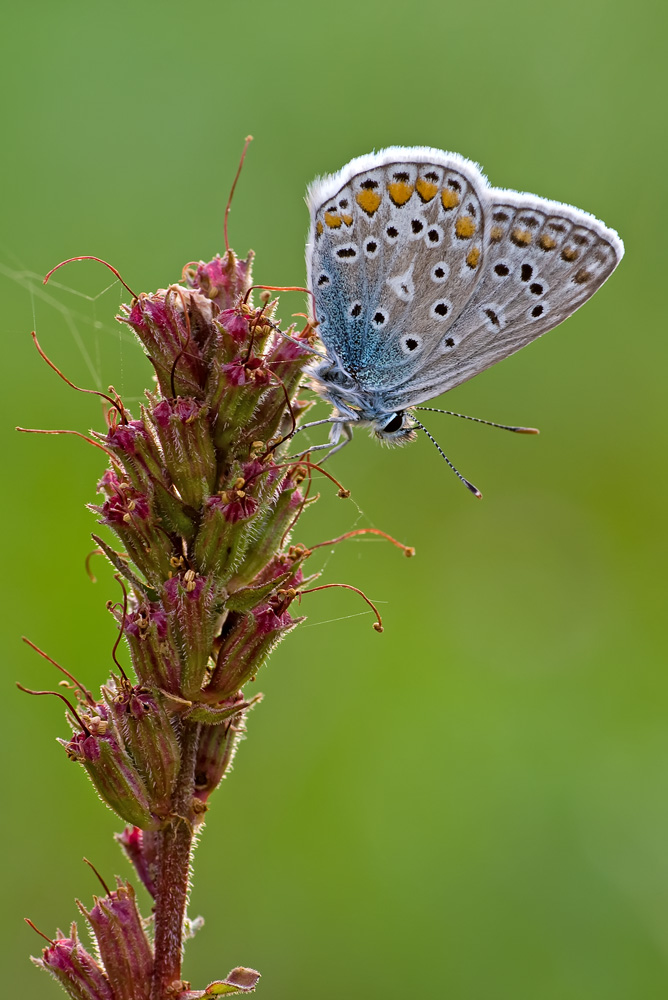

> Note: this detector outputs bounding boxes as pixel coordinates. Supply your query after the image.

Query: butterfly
[301,146,624,493]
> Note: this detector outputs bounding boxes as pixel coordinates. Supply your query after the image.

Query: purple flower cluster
[24,243,406,999]
[28,249,320,999]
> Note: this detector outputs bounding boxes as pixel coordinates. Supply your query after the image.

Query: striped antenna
[415,406,539,434]
[410,415,482,498]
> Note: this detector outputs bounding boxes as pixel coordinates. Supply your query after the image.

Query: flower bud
[162,573,220,698]
[264,326,314,382]
[247,335,313,443]
[149,397,216,509]
[208,355,272,452]
[229,476,306,589]
[31,923,114,1000]
[240,458,282,506]
[80,881,152,1000]
[183,249,254,312]
[194,706,249,802]
[121,288,215,399]
[61,727,159,831]
[123,600,182,695]
[105,681,180,816]
[91,474,177,585]
[192,488,260,585]
[104,418,165,489]
[205,600,301,701]
[115,827,159,899]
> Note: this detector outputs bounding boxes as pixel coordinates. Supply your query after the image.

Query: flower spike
[22,238,411,998]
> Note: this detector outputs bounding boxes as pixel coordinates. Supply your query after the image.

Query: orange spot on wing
[356,189,382,215]
[324,212,342,228]
[538,233,557,250]
[490,225,503,242]
[561,246,578,261]
[511,227,532,247]
[466,247,481,269]
[455,216,476,239]
[316,221,323,236]
[387,181,414,206]
[441,188,460,210]
[416,178,438,202]
[341,214,353,226]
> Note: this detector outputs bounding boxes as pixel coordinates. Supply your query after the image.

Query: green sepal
[224,573,291,613]
[152,480,197,540]
[183,699,252,725]
[91,534,156,600]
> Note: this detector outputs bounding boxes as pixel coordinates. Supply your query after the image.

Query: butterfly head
[310,361,417,445]
[372,410,416,445]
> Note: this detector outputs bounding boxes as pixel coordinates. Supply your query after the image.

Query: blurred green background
[2,0,666,996]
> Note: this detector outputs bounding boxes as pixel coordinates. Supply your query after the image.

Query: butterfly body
[307,361,417,443]
[305,146,623,452]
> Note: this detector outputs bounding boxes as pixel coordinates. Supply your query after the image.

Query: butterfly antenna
[410,415,482,498]
[415,406,539,434]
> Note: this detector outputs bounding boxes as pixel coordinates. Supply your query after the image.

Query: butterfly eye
[382,413,404,434]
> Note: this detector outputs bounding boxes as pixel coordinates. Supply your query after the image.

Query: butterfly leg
[315,420,354,465]
[286,440,332,460]
[290,416,346,438]
[285,420,354,465]
[285,414,348,457]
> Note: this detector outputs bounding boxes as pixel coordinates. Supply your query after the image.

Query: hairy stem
[151,720,201,999]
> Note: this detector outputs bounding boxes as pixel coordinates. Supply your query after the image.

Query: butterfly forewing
[306,147,623,414]
[307,149,490,389]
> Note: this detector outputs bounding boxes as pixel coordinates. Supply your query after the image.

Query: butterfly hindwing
[385,189,624,407]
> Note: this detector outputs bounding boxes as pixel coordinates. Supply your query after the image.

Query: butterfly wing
[306,147,624,411]
[384,188,624,409]
[306,147,491,390]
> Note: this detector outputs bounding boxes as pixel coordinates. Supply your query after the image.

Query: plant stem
[151,720,201,999]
